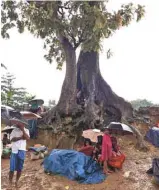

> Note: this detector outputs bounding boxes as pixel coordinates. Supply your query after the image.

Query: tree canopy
[1,1,148,151]
[1,1,145,69]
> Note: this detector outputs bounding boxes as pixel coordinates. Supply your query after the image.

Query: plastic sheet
[43,149,106,184]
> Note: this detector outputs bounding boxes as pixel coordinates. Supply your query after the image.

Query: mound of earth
[1,136,159,190]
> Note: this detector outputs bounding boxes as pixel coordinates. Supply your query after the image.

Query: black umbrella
[2,126,16,134]
[105,122,134,135]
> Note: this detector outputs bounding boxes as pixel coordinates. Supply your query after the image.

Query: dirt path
[1,137,159,190]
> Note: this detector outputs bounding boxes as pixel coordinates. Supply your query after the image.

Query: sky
[1,0,159,105]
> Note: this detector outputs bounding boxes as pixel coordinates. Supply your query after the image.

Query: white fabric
[10,127,30,154]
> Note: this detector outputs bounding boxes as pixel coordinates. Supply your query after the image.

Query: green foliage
[24,94,36,103]
[1,1,145,69]
[1,72,35,108]
[131,99,156,110]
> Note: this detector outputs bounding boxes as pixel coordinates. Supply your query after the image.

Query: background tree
[1,72,35,109]
[24,94,36,103]
[131,99,157,110]
[1,1,146,150]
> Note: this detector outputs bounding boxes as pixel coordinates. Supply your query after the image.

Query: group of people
[78,129,125,174]
[2,117,125,188]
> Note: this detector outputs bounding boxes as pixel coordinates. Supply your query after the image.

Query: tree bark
[57,37,77,115]
[77,50,147,151]
[44,37,79,125]
[77,51,133,124]
[43,48,147,151]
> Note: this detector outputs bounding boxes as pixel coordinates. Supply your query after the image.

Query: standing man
[9,118,30,188]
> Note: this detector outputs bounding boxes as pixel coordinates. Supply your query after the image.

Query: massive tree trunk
[42,37,82,149]
[43,47,147,151]
[77,51,133,126]
[56,37,77,115]
[77,50,147,151]
[44,37,79,125]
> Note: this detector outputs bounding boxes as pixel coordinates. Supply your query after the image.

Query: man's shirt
[10,127,30,154]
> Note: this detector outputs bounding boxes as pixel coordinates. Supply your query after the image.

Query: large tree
[1,1,147,150]
[131,99,156,110]
[1,72,35,109]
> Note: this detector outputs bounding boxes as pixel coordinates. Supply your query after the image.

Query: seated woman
[108,136,126,170]
[92,135,103,163]
[2,134,11,159]
[93,143,102,163]
[111,136,120,154]
[78,138,94,157]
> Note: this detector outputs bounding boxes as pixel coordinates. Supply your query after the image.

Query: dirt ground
[1,136,159,190]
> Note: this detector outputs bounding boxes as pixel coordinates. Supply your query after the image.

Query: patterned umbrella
[82,129,104,143]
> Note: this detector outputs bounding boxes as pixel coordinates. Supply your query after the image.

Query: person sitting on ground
[9,119,30,188]
[93,135,103,163]
[78,138,94,157]
[108,135,126,171]
[2,134,10,147]
[111,136,120,153]
[2,134,11,159]
[93,143,102,163]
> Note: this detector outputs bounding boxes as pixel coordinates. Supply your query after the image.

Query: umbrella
[2,126,16,134]
[9,110,22,119]
[106,122,134,135]
[1,105,16,126]
[20,111,42,120]
[29,99,44,106]
[1,105,14,111]
[10,118,29,126]
[82,129,104,143]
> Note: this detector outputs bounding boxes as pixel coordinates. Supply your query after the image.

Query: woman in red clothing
[78,138,94,157]
[101,130,113,174]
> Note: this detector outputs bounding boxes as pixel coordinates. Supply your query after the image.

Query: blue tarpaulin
[145,127,159,147]
[43,149,106,184]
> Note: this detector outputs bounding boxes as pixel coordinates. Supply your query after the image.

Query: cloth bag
[108,151,125,169]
